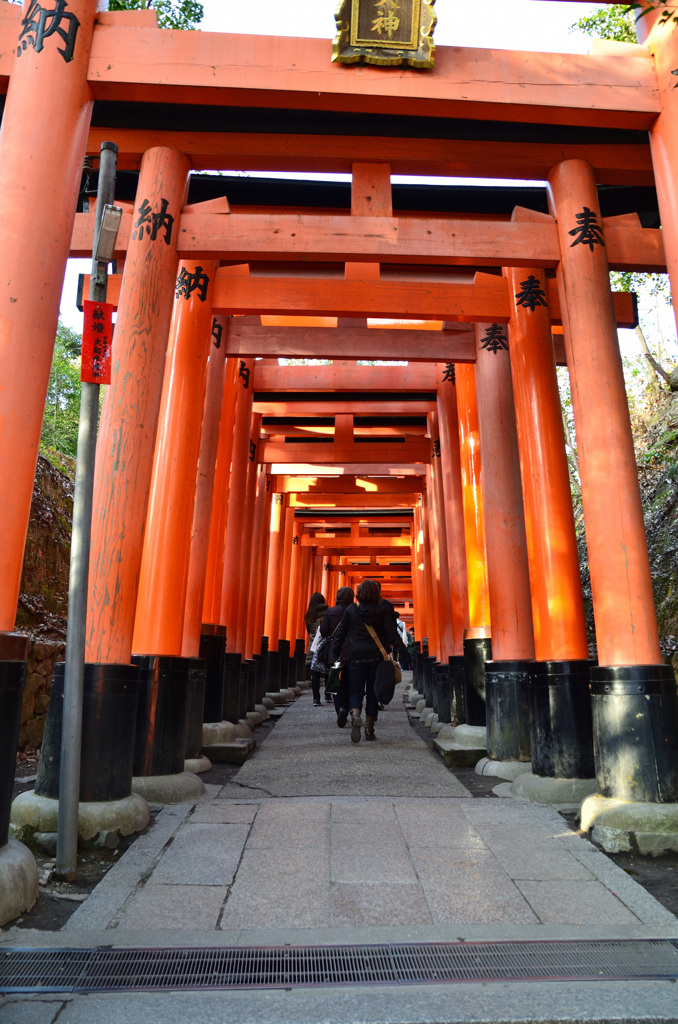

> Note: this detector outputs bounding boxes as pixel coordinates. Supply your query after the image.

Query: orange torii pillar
[131,259,218,789]
[321,560,332,603]
[421,493,440,661]
[454,363,492,727]
[245,467,273,661]
[412,502,427,651]
[263,493,286,696]
[276,505,296,691]
[505,261,593,788]
[548,160,678,812]
[220,358,254,723]
[474,321,535,763]
[428,411,457,663]
[87,148,189,666]
[286,518,306,685]
[435,364,468,655]
[232,411,262,720]
[0,0,97,914]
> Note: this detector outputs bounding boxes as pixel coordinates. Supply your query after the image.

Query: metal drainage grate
[2,940,678,993]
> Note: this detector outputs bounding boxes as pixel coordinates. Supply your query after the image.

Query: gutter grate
[2,940,678,993]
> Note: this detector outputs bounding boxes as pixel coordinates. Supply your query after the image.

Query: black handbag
[374,659,396,705]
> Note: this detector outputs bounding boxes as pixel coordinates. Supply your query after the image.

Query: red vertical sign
[81,300,114,384]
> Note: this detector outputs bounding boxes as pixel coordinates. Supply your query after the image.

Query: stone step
[201,738,256,764]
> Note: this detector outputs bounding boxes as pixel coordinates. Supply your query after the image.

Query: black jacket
[330,599,409,664]
[319,602,353,661]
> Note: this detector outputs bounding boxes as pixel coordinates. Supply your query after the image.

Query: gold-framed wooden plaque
[333,0,436,68]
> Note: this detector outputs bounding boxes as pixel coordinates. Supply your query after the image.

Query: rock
[20,690,35,724]
[25,671,44,694]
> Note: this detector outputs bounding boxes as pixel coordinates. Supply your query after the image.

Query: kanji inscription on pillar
[175,265,210,302]
[18,1,80,63]
[442,363,455,384]
[132,198,174,244]
[239,360,251,389]
[81,300,113,385]
[568,207,605,251]
[481,324,509,354]
[211,319,223,349]
[333,0,436,67]
[514,275,548,312]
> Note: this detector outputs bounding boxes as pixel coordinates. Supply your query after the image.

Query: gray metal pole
[55,141,118,882]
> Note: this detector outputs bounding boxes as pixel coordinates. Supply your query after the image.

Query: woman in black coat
[318,585,355,719]
[330,579,408,743]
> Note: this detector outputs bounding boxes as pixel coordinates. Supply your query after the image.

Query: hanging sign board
[333,0,436,68]
[81,300,114,384]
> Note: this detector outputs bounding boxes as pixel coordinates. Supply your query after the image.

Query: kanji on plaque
[81,300,114,384]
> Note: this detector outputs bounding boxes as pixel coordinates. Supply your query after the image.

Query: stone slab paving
[3,680,678,1022]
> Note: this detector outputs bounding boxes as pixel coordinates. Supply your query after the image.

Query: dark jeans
[311,670,326,702]
[348,660,380,719]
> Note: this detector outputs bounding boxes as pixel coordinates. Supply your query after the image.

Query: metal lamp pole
[55,141,121,882]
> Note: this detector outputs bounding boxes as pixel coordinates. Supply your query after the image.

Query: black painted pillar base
[0,634,28,847]
[264,648,281,694]
[485,659,532,763]
[294,638,306,683]
[528,660,594,779]
[131,655,189,777]
[184,659,207,760]
[422,656,436,707]
[36,662,139,802]
[199,624,226,723]
[412,642,422,691]
[590,664,678,802]
[278,639,291,691]
[434,662,453,725]
[223,652,243,723]
[448,655,466,725]
[463,633,491,727]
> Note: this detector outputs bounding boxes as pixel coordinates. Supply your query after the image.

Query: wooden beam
[309,538,412,551]
[85,273,637,327]
[276,476,425,494]
[255,363,437,393]
[72,208,665,273]
[289,494,419,508]
[261,439,431,465]
[269,464,425,476]
[79,25,658,129]
[254,401,437,415]
[85,127,654,187]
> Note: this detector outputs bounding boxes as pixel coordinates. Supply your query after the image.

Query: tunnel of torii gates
[2,0,678,863]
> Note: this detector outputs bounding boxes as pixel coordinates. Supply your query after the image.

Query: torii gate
[2,1,678,912]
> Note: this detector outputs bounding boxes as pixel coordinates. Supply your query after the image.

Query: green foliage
[40,321,83,459]
[107,0,204,31]
[573,4,637,42]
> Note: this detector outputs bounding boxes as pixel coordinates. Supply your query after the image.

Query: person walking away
[330,579,408,743]
[318,586,355,723]
[304,592,328,706]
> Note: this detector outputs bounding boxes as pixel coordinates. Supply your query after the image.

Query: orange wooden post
[245,466,270,659]
[182,317,229,657]
[428,413,456,661]
[454,364,491,634]
[505,260,593,780]
[221,358,255,653]
[286,518,304,642]
[421,493,439,660]
[436,364,468,654]
[0,0,97,635]
[253,473,274,655]
[412,503,426,648]
[321,559,331,602]
[263,494,286,650]
[548,161,660,668]
[235,412,262,655]
[637,14,678,353]
[201,357,238,625]
[132,260,218,656]
[549,159,676,804]
[87,148,190,664]
[278,506,296,647]
[506,263,588,662]
[474,320,535,762]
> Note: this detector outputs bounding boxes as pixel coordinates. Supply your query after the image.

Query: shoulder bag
[364,623,402,704]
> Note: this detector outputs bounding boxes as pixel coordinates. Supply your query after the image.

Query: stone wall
[20,641,65,750]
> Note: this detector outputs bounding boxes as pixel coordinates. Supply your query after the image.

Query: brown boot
[364,716,376,741]
[350,708,362,744]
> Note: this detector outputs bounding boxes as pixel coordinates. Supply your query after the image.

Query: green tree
[40,321,83,459]
[107,0,204,31]
[573,5,637,42]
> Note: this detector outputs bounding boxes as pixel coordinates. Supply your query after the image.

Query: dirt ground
[7,715,678,931]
